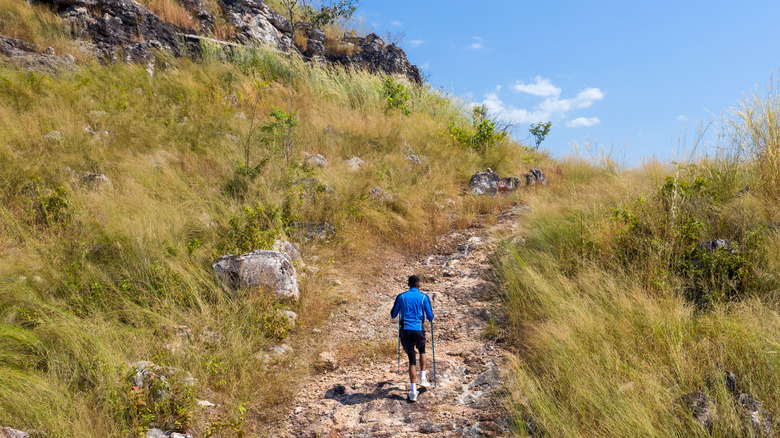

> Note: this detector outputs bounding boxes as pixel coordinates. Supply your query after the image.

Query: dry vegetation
[497,79,780,436]
[0,35,538,435]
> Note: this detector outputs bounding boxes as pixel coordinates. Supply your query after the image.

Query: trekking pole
[397,324,401,374]
[431,319,437,388]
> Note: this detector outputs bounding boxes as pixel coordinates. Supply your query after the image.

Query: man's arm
[391,293,401,319]
[423,294,433,321]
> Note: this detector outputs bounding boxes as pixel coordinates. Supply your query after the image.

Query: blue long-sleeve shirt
[391,288,434,331]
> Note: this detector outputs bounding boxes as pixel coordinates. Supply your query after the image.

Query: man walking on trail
[391,275,434,402]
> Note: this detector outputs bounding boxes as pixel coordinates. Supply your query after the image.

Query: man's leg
[408,363,417,384]
[419,353,427,374]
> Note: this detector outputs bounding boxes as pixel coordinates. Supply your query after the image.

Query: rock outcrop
[23,0,422,82]
[332,33,421,84]
[212,250,299,300]
[0,35,76,71]
[44,0,189,62]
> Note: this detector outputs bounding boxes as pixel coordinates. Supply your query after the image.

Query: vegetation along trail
[271,204,529,437]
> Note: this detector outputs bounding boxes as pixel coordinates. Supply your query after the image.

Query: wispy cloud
[470,36,484,50]
[391,20,402,27]
[677,115,688,121]
[512,76,561,97]
[567,117,600,128]
[409,39,424,48]
[477,78,605,127]
[420,62,430,70]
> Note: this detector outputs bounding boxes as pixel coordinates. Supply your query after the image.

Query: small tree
[303,0,359,26]
[261,102,299,165]
[529,121,552,150]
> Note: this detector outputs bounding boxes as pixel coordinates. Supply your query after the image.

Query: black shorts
[400,329,426,366]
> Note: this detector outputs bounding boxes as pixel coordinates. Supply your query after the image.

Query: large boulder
[469,168,523,196]
[469,169,500,196]
[212,250,299,300]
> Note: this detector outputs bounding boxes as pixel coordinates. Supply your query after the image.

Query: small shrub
[380,77,411,116]
[448,105,507,154]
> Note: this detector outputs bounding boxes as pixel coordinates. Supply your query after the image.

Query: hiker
[391,275,434,402]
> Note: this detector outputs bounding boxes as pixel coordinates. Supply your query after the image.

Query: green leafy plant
[529,121,551,150]
[303,0,359,26]
[380,77,411,116]
[261,104,299,165]
[448,104,507,154]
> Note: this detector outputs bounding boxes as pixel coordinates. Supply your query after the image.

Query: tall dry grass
[498,115,780,436]
[0,43,539,435]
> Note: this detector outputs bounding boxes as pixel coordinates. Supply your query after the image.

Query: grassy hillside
[0,18,542,436]
[497,82,780,436]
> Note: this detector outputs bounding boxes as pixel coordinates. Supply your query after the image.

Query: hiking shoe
[420,374,430,388]
[408,388,419,402]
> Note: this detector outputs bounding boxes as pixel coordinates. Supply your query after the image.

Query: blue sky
[356,1,780,163]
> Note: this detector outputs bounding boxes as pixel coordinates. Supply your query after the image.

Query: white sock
[421,370,427,379]
[411,383,417,392]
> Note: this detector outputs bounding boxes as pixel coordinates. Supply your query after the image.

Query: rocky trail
[272,204,528,437]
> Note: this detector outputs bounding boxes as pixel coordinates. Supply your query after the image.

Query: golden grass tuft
[136,0,197,30]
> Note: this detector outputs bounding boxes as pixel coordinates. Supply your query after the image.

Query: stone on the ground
[0,428,28,438]
[369,186,392,201]
[292,222,335,241]
[197,400,216,408]
[304,152,328,168]
[280,310,298,327]
[736,393,775,437]
[316,351,338,371]
[80,172,112,188]
[470,169,500,195]
[697,239,735,253]
[272,344,292,357]
[132,361,174,400]
[212,250,299,300]
[407,154,423,165]
[497,176,521,192]
[525,168,547,186]
[344,157,365,170]
[43,131,64,143]
[273,239,301,262]
[679,392,717,432]
[199,330,222,347]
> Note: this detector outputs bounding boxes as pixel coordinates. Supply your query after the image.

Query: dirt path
[273,204,527,437]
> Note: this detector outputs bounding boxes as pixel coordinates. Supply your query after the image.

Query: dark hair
[408,275,420,288]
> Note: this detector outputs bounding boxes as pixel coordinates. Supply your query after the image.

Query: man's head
[408,275,420,288]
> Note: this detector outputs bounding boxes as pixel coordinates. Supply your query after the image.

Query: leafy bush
[380,77,410,116]
[448,104,507,154]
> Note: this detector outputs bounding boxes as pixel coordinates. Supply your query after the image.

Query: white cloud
[566,117,600,128]
[512,76,561,97]
[469,36,484,50]
[420,62,430,70]
[480,93,551,124]
[677,115,687,121]
[391,20,402,27]
[575,88,604,106]
[409,39,424,48]
[476,80,605,128]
